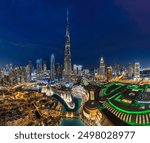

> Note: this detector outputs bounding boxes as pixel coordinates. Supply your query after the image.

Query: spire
[67,8,69,23]
[100,57,104,63]
[63,8,72,82]
[66,8,70,37]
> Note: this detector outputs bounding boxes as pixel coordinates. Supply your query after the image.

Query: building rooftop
[84,100,99,110]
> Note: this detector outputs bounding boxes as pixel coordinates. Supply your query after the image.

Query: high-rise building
[27,60,32,81]
[4,64,13,74]
[99,57,105,79]
[0,68,3,78]
[106,66,112,82]
[50,54,55,80]
[63,9,72,82]
[36,59,42,72]
[55,62,63,79]
[73,64,83,76]
[134,62,140,79]
[43,61,47,71]
[83,69,90,76]
[128,63,133,79]
[36,59,42,80]
[112,63,122,76]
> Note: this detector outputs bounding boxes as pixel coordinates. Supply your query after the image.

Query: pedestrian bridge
[61,112,80,118]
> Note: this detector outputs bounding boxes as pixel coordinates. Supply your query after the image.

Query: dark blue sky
[0,0,150,68]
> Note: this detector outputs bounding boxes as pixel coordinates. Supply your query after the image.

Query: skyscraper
[113,63,122,76]
[36,59,42,80]
[99,57,105,79]
[27,60,33,81]
[128,63,133,79]
[73,64,83,76]
[55,62,63,79]
[50,54,55,80]
[106,66,112,82]
[134,62,140,80]
[63,9,72,82]
[43,61,47,71]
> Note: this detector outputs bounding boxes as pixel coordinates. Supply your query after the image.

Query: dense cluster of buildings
[0,9,150,86]
[1,9,150,127]
[0,52,149,86]
[97,59,149,81]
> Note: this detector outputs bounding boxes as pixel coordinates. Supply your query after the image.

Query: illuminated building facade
[55,63,63,79]
[128,63,133,79]
[43,61,47,71]
[63,9,72,82]
[73,64,83,76]
[134,62,140,80]
[82,100,102,126]
[36,59,43,80]
[27,60,33,81]
[50,54,55,80]
[112,63,122,76]
[99,57,105,79]
[106,66,112,82]
[141,68,150,78]
[83,69,90,76]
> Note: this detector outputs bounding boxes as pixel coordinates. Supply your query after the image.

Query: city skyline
[1,0,150,68]
[1,0,150,128]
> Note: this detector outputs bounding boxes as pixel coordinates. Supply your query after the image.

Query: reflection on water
[60,118,85,126]
[52,94,79,112]
[52,94,85,126]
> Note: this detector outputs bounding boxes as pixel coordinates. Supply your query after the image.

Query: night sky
[0,0,150,68]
